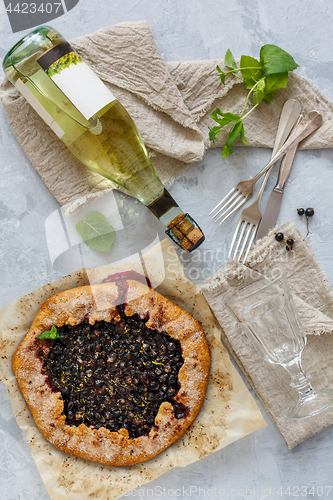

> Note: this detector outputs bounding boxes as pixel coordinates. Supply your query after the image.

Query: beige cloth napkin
[1,20,333,215]
[201,221,333,450]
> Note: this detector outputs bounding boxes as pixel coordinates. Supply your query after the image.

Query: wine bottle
[3,26,204,252]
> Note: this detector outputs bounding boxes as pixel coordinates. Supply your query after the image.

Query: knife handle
[274,145,298,191]
[275,114,302,192]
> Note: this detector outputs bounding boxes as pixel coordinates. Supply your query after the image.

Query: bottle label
[37,41,116,120]
[15,78,65,139]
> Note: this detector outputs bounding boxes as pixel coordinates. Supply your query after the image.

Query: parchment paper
[0,239,266,500]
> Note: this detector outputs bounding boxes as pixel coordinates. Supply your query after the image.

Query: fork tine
[209,187,236,216]
[211,190,240,219]
[228,218,243,259]
[214,193,244,222]
[242,226,258,263]
[229,221,247,260]
[218,197,248,225]
[237,223,253,262]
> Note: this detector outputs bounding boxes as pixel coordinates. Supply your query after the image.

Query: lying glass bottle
[3,26,204,252]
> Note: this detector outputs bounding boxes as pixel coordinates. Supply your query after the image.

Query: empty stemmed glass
[223,272,333,419]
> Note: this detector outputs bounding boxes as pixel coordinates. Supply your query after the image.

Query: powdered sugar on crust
[12,281,210,466]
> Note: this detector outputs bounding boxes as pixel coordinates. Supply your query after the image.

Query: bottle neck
[147,188,182,224]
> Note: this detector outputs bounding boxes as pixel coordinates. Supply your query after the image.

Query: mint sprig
[38,325,59,339]
[210,44,299,158]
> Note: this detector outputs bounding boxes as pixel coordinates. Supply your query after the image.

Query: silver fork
[228,106,303,263]
[209,107,321,225]
[228,139,300,262]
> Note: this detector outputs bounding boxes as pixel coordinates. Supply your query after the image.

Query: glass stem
[283,355,315,400]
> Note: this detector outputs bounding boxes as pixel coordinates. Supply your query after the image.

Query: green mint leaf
[240,55,263,89]
[211,109,239,127]
[216,65,226,84]
[257,78,266,93]
[75,211,115,253]
[38,325,60,339]
[252,92,263,106]
[260,45,299,75]
[225,121,243,148]
[211,108,227,126]
[239,123,250,145]
[222,144,233,159]
[221,121,244,157]
[219,72,226,84]
[262,72,288,103]
[225,49,237,71]
[263,90,277,104]
[252,77,266,105]
[264,72,288,93]
[253,90,264,105]
[209,126,222,142]
[219,112,241,121]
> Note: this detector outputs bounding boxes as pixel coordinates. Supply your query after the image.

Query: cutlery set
[209,100,323,262]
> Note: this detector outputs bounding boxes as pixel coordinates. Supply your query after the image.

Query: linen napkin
[201,221,333,450]
[1,20,333,215]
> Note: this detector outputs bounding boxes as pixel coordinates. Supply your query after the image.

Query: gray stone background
[1,1,333,499]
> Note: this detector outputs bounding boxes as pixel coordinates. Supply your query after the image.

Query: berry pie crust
[12,279,210,466]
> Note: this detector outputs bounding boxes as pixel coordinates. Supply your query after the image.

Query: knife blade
[256,135,300,240]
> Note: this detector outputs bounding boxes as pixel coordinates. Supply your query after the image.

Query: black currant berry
[305,208,314,217]
[286,238,294,246]
[286,246,292,251]
[38,316,185,439]
[297,208,305,216]
[275,232,284,242]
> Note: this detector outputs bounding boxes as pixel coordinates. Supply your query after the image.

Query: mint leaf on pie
[38,325,59,339]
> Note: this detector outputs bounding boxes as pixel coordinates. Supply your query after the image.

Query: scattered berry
[296,206,314,236]
[305,207,314,217]
[275,233,295,252]
[275,232,284,242]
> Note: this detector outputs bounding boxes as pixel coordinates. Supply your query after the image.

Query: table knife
[255,140,299,240]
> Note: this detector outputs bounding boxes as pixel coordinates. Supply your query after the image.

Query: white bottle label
[15,78,65,139]
[37,42,116,120]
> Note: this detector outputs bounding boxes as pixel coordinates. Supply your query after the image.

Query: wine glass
[223,272,333,419]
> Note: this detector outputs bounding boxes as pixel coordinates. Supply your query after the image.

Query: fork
[228,134,301,262]
[228,110,303,263]
[209,109,322,225]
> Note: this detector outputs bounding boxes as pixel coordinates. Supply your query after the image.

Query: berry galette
[12,278,210,466]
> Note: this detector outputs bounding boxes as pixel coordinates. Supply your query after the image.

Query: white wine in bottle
[3,26,204,251]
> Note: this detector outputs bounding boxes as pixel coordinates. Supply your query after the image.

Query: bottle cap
[166,214,205,252]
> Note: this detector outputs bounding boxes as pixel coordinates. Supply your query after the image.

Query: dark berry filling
[38,315,186,438]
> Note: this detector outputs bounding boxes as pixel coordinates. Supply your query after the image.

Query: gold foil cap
[166,214,205,252]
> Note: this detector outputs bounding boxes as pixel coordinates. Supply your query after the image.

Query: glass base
[287,389,333,420]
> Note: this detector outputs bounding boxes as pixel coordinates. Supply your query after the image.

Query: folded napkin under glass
[1,20,333,215]
[202,221,333,450]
